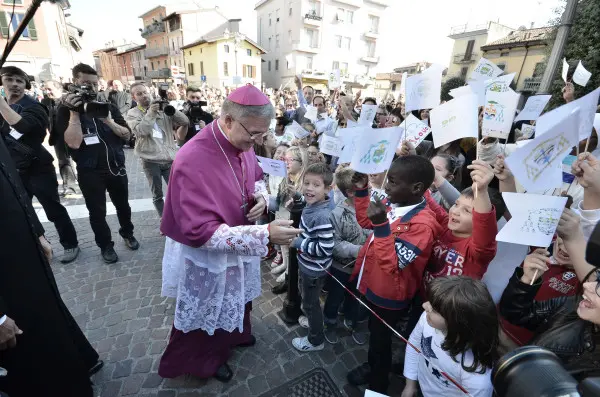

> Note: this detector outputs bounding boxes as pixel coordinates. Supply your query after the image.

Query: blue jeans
[323,267,367,327]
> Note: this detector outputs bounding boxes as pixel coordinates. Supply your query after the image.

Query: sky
[69,0,563,72]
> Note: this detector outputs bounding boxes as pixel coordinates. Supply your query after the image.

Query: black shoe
[271,282,288,295]
[123,236,140,250]
[101,246,118,264]
[214,362,233,383]
[347,362,370,386]
[89,360,104,376]
[237,335,256,348]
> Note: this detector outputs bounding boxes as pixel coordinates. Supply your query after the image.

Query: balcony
[361,55,379,63]
[169,48,182,56]
[144,47,169,58]
[523,77,541,92]
[140,22,165,39]
[147,68,171,79]
[364,29,379,39]
[293,42,320,54]
[304,12,323,27]
[364,0,391,6]
[453,53,478,64]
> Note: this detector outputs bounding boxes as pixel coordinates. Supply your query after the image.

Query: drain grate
[258,367,343,397]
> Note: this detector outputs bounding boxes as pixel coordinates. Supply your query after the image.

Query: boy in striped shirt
[291,163,335,352]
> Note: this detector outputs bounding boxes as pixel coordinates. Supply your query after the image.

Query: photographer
[0,66,80,264]
[181,86,213,144]
[59,63,139,264]
[126,83,189,216]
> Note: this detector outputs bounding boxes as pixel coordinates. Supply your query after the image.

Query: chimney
[228,19,241,33]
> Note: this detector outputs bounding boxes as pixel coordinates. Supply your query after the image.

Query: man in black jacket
[59,63,139,264]
[0,66,80,264]
[181,86,213,144]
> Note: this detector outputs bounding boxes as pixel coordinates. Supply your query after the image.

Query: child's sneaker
[324,325,339,344]
[271,263,286,275]
[275,270,286,283]
[270,252,283,267]
[351,330,368,345]
[298,315,309,329]
[343,318,354,331]
[292,336,324,352]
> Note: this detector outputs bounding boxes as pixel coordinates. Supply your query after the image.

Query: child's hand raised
[493,154,513,181]
[396,140,416,157]
[468,160,494,191]
[521,248,550,285]
[367,197,388,225]
[572,153,600,192]
[352,172,369,189]
[556,208,584,243]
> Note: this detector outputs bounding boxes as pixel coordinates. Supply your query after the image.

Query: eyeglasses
[235,119,268,140]
[284,158,301,164]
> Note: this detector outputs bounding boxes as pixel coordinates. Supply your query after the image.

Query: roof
[138,5,165,19]
[481,27,553,50]
[254,0,270,10]
[116,44,147,55]
[181,34,267,54]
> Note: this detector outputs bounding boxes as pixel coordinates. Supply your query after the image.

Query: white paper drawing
[536,87,600,141]
[405,65,443,112]
[364,390,390,397]
[467,80,486,106]
[290,120,311,139]
[496,193,567,248]
[400,114,431,148]
[505,109,580,192]
[484,73,516,93]
[515,95,552,122]
[482,90,520,139]
[449,85,474,99]
[562,58,569,82]
[276,128,295,145]
[338,127,365,163]
[320,135,344,157]
[350,126,403,174]
[594,114,600,134]
[256,156,287,177]
[329,69,341,89]
[573,61,592,87]
[469,57,504,82]
[521,124,536,139]
[430,94,479,148]
[304,105,318,122]
[358,104,379,126]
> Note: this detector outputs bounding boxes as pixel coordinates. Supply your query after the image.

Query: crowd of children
[253,76,600,396]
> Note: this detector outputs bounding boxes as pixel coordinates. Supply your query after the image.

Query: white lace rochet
[162,223,269,335]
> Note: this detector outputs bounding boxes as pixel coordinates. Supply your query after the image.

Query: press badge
[153,129,163,139]
[83,133,100,145]
[9,127,22,140]
[195,124,201,131]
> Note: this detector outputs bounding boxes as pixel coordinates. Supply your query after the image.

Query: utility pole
[537,0,578,93]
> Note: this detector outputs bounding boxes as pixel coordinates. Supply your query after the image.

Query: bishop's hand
[268,219,302,246]
[247,194,267,222]
[0,317,22,351]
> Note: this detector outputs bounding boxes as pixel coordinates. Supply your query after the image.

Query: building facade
[255,0,390,93]
[481,27,552,93]
[139,6,170,81]
[182,33,265,88]
[0,0,93,82]
[445,21,515,81]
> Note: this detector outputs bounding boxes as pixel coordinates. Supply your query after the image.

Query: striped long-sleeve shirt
[292,199,334,277]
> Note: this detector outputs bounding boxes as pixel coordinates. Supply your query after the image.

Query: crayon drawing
[360,140,390,165]
[520,208,562,235]
[524,135,571,182]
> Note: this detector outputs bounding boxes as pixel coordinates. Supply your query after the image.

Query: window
[275,59,279,70]
[366,40,376,57]
[200,61,204,76]
[276,9,280,22]
[0,12,37,39]
[308,0,318,15]
[288,30,292,44]
[346,10,354,24]
[268,37,271,50]
[269,13,272,26]
[246,49,252,56]
[460,66,468,79]
[464,39,475,60]
[244,65,254,77]
[3,0,24,4]
[276,34,280,48]
[343,37,351,50]
[306,56,313,70]
[188,63,194,75]
[289,6,292,16]
[305,28,318,48]
[391,83,397,91]
[224,44,230,53]
[500,51,509,57]
[224,62,229,76]
[268,60,271,71]
[369,15,379,33]
[340,62,348,75]
[189,51,192,55]
[151,61,154,71]
[332,61,340,70]
[335,35,342,48]
[336,8,345,22]
[172,39,175,50]
[164,60,167,67]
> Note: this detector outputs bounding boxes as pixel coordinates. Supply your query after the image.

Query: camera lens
[164,104,176,117]
[493,346,580,397]
[83,102,110,119]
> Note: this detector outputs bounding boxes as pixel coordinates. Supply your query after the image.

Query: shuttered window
[0,12,37,40]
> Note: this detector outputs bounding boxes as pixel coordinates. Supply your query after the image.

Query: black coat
[0,136,97,396]
[500,268,600,378]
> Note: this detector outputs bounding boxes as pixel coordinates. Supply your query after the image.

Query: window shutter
[252,66,256,78]
[0,13,9,38]
[243,65,247,78]
[28,17,37,40]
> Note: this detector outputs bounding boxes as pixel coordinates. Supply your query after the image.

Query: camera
[67,84,109,118]
[188,100,208,122]
[154,83,176,117]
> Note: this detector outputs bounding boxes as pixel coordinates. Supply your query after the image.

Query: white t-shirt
[404,313,493,397]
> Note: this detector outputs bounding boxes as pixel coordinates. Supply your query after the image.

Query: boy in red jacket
[347,155,442,394]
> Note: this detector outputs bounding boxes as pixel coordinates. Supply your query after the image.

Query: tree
[547,0,600,109]
[441,77,466,102]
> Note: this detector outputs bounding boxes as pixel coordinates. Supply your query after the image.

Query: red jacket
[351,187,442,310]
[422,191,498,298]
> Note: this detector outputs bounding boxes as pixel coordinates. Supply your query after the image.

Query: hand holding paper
[521,248,550,285]
[468,160,494,191]
[571,152,600,191]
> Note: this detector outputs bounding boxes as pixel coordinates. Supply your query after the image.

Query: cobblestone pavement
[40,150,407,397]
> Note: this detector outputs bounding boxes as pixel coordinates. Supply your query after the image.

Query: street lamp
[224,29,244,87]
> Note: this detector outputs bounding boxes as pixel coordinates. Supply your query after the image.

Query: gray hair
[221,98,275,121]
[129,82,147,93]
